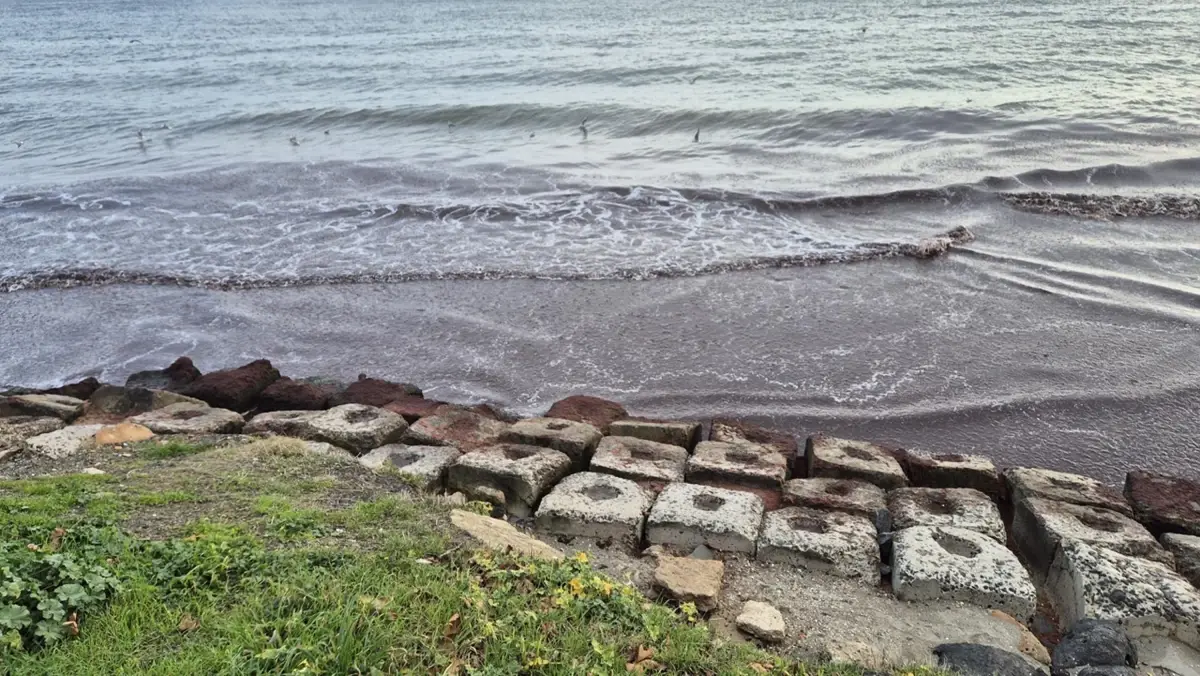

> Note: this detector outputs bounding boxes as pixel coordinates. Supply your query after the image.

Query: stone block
[888,487,1005,543]
[1161,533,1200,589]
[446,444,571,517]
[544,395,627,434]
[0,394,85,422]
[254,377,331,411]
[22,425,104,459]
[1125,470,1200,537]
[1,416,64,459]
[244,410,320,437]
[328,374,422,407]
[645,483,764,554]
[179,359,280,411]
[1047,538,1200,647]
[125,356,201,392]
[653,554,723,611]
[500,417,602,470]
[686,440,788,487]
[305,404,408,455]
[1005,467,1130,516]
[358,444,461,491]
[450,509,563,560]
[736,601,786,643]
[893,526,1037,621]
[534,472,651,547]
[710,418,798,464]
[806,434,908,489]
[401,408,509,451]
[609,418,702,451]
[589,436,688,483]
[782,478,888,525]
[756,506,879,581]
[906,451,1003,497]
[130,403,244,435]
[85,385,205,419]
[1013,497,1170,576]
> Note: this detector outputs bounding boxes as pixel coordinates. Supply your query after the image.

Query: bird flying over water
[324,130,330,135]
[694,128,700,142]
[14,140,24,148]
[289,136,300,146]
[579,117,588,140]
[159,123,170,130]
[136,129,144,140]
[690,75,700,84]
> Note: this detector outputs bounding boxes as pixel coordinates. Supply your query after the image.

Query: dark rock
[1124,470,1200,536]
[180,359,280,412]
[544,395,627,434]
[329,375,423,408]
[255,377,331,412]
[84,385,204,418]
[382,395,447,423]
[1072,668,1138,676]
[125,357,202,392]
[1051,619,1137,674]
[38,377,101,401]
[935,643,1048,676]
[466,403,518,423]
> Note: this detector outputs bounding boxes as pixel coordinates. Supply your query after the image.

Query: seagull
[529,132,535,138]
[861,27,867,33]
[130,39,142,44]
[693,128,700,143]
[289,136,300,146]
[14,140,24,149]
[579,117,588,140]
[136,129,144,140]
[690,75,701,84]
[159,123,171,130]
[324,130,330,135]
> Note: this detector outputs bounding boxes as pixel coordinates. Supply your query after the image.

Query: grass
[0,439,944,676]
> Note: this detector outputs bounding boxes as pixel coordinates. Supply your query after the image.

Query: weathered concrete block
[358,444,461,491]
[806,434,908,489]
[401,408,509,450]
[782,478,888,525]
[500,417,602,470]
[85,385,206,418]
[535,472,651,547]
[130,403,244,435]
[23,425,104,459]
[1,416,64,460]
[710,418,798,464]
[653,554,723,611]
[544,395,627,434]
[244,410,320,437]
[1047,538,1200,647]
[0,394,85,422]
[756,506,880,582]
[893,526,1037,621]
[736,601,786,643]
[1005,467,1130,516]
[1013,497,1170,576]
[906,451,1003,497]
[589,436,688,483]
[1125,470,1200,537]
[646,483,764,553]
[889,487,1005,543]
[300,404,405,454]
[1162,533,1200,589]
[608,418,701,451]
[446,444,571,517]
[686,440,788,487]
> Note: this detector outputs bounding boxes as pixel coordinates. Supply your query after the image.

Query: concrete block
[782,478,888,525]
[756,506,880,582]
[1047,538,1200,647]
[1162,533,1200,589]
[893,526,1037,621]
[306,404,408,455]
[888,487,1005,543]
[906,451,1003,498]
[244,410,320,437]
[1013,497,1171,576]
[358,444,461,491]
[806,434,907,489]
[589,436,688,483]
[710,418,797,464]
[646,483,764,553]
[686,440,788,487]
[500,417,602,470]
[0,394,85,422]
[535,472,651,547]
[1125,470,1200,536]
[130,403,244,435]
[23,425,104,459]
[446,444,571,517]
[609,418,701,451]
[401,408,509,450]
[1005,467,1130,516]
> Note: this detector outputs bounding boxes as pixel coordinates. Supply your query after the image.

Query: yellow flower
[568,577,585,596]
[592,576,613,596]
[573,551,589,565]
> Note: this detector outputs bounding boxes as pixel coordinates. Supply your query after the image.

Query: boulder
[1,416,65,460]
[589,436,689,483]
[179,359,280,412]
[1013,497,1170,577]
[1052,619,1138,674]
[382,395,446,423]
[244,410,320,437]
[401,408,509,451]
[609,418,702,451]
[449,509,563,560]
[782,478,889,526]
[94,422,154,445]
[1124,470,1200,537]
[906,451,1004,498]
[254,377,331,412]
[500,417,603,470]
[710,418,798,467]
[756,506,880,582]
[446,444,572,517]
[645,483,765,554]
[1161,533,1200,589]
[358,444,461,491]
[85,385,205,418]
[686,440,788,488]
[0,394,85,422]
[130,403,244,435]
[304,404,408,455]
[329,375,422,408]
[934,643,1048,676]
[125,357,202,392]
[1005,467,1130,516]
[38,377,101,401]
[23,425,104,459]
[535,472,652,548]
[806,434,908,489]
[544,395,627,434]
[888,487,1005,543]
[736,601,786,643]
[653,554,724,612]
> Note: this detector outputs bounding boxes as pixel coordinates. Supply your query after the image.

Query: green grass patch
[0,474,122,531]
[252,495,328,542]
[134,440,216,460]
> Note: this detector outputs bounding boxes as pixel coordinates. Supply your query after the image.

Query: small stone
[645,483,765,554]
[783,477,888,524]
[990,610,1051,666]
[1052,619,1138,672]
[906,451,1004,498]
[94,422,155,445]
[81,467,106,475]
[893,526,1037,621]
[449,509,563,560]
[130,403,244,435]
[500,417,603,470]
[888,487,1005,543]
[329,375,422,407]
[254,377,331,411]
[179,359,280,412]
[806,434,908,489]
[304,404,408,455]
[653,554,724,611]
[358,444,461,491]
[125,356,202,392]
[736,601,786,643]
[756,506,880,581]
[825,640,891,669]
[609,418,702,451]
[534,472,651,547]
[1013,497,1170,577]
[1161,533,1200,589]
[23,425,104,459]
[710,418,798,464]
[544,395,627,434]
[690,544,714,560]
[934,643,1048,676]
[382,395,446,423]
[1124,470,1200,537]
[446,444,572,517]
[0,394,85,422]
[686,440,788,487]
[1005,467,1130,516]
[589,436,688,483]
[299,441,354,458]
[401,408,509,451]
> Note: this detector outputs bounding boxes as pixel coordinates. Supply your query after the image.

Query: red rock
[1125,470,1200,536]
[39,377,101,400]
[180,359,280,412]
[255,377,331,412]
[383,395,446,423]
[689,478,784,511]
[329,375,423,408]
[401,408,510,451]
[125,357,202,392]
[710,418,798,471]
[544,395,627,434]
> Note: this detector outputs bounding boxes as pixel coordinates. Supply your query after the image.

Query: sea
[2,0,1198,480]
